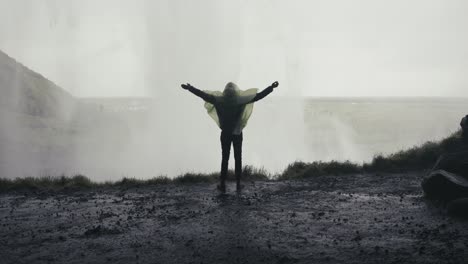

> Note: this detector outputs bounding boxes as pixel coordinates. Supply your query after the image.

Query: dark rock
[422,170,468,201]
[447,198,468,218]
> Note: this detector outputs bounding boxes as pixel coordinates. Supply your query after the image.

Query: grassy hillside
[0,50,75,119]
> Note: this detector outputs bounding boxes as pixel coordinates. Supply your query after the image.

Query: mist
[1,0,468,180]
[2,0,468,98]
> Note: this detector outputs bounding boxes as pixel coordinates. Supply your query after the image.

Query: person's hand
[270,81,279,89]
[181,83,193,90]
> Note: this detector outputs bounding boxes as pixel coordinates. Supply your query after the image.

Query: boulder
[422,115,468,217]
[422,169,468,201]
[447,198,468,218]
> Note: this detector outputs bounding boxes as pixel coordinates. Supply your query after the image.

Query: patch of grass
[145,176,172,185]
[173,172,218,184]
[69,174,94,188]
[0,131,463,191]
[0,165,270,192]
[278,130,464,179]
[241,165,270,181]
[364,132,462,173]
[278,160,362,180]
[0,174,98,192]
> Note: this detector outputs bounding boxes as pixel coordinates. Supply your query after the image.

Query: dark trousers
[220,131,243,184]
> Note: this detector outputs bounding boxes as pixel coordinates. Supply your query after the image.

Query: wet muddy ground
[1,172,467,264]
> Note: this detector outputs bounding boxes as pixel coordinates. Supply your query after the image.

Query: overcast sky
[0,0,467,97]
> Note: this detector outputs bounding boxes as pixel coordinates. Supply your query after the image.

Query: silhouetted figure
[182,81,279,193]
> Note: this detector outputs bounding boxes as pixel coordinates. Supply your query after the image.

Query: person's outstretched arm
[251,81,279,103]
[181,83,216,104]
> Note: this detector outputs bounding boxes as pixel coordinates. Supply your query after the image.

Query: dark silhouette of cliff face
[0,49,75,120]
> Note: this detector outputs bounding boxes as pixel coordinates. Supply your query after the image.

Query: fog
[1,0,468,97]
[1,0,468,180]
